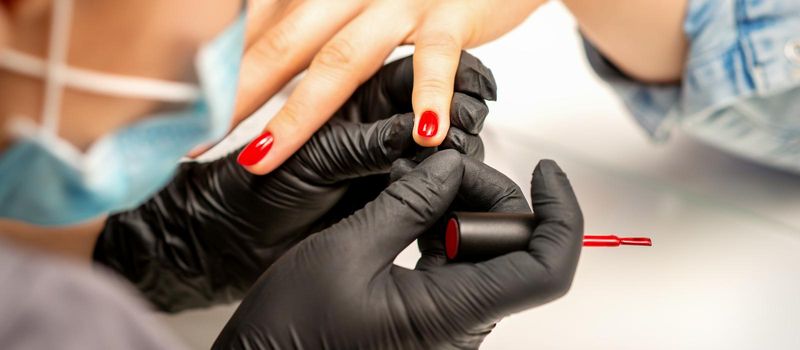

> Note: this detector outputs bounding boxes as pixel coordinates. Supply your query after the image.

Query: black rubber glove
[93,53,496,313]
[213,150,584,349]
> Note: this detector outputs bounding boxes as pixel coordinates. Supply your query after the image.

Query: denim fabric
[584,0,800,172]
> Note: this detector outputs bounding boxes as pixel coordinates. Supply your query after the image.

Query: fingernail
[237,132,274,166]
[418,110,439,138]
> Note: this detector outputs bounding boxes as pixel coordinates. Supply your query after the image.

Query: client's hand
[93,54,496,312]
[213,151,584,349]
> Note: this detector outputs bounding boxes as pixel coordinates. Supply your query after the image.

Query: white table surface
[161,3,800,349]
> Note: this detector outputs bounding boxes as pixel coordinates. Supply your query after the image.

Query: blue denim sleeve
[581,38,680,142]
[583,0,800,143]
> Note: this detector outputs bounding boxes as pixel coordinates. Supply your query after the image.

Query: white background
[161,3,800,349]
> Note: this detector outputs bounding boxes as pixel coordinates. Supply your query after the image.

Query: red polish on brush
[583,235,652,247]
[445,212,652,262]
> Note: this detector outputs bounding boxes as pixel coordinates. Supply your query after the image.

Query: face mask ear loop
[40,0,74,137]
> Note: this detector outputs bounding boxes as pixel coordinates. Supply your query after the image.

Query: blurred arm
[562,0,689,83]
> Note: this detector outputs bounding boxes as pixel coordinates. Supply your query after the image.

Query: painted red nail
[237,132,274,166]
[418,110,439,138]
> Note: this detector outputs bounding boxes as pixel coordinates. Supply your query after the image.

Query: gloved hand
[93,53,497,312]
[213,150,584,349]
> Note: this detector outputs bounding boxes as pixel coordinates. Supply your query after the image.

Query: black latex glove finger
[294,113,482,185]
[414,157,529,270]
[389,158,416,183]
[414,230,448,270]
[305,116,484,235]
[453,51,499,101]
[336,51,497,124]
[390,157,528,212]
[427,160,583,322]
[441,126,484,161]
[324,150,464,270]
[450,92,489,135]
[386,158,449,270]
[453,157,531,213]
[286,114,416,184]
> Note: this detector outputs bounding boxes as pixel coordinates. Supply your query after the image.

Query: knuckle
[531,258,576,302]
[468,137,485,160]
[379,116,414,157]
[383,152,461,220]
[253,23,296,61]
[312,39,357,76]
[415,78,452,95]
[276,100,308,130]
[419,31,461,54]
[452,94,488,129]
[445,132,484,160]
[547,274,575,300]
[384,182,437,225]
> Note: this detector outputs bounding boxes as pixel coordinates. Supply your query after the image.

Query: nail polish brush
[445,212,652,262]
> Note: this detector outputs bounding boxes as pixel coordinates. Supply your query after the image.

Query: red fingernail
[237,132,274,166]
[418,110,439,138]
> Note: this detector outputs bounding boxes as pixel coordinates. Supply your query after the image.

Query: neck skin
[0,1,240,261]
[0,217,106,262]
[0,1,240,152]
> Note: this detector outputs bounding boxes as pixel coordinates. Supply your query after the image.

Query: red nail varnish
[583,235,653,247]
[418,111,439,138]
[237,132,274,166]
[446,218,460,260]
[618,237,653,246]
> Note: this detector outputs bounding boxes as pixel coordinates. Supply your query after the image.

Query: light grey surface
[0,241,187,350]
[160,3,800,349]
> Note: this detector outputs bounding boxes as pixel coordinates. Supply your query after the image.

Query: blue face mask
[0,1,246,226]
